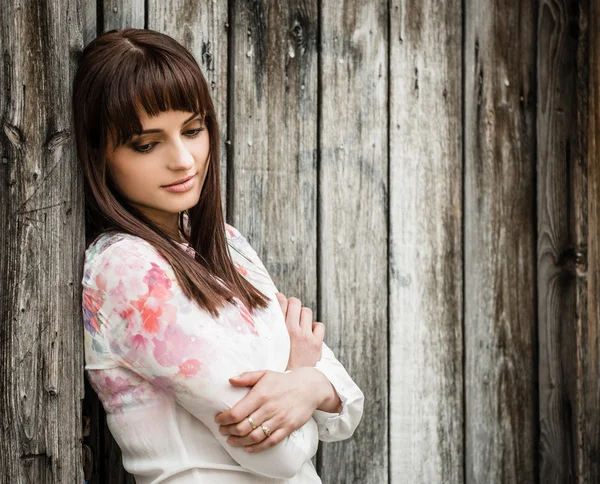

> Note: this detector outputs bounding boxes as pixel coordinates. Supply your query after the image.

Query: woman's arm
[311,341,365,442]
[275,293,364,441]
[83,236,318,480]
[227,226,365,442]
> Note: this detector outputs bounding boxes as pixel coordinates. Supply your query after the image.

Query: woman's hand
[214,367,330,452]
[276,293,325,370]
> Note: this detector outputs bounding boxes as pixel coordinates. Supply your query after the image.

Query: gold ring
[261,425,271,437]
[247,416,258,430]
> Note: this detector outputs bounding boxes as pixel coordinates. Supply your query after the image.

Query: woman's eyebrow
[136,113,202,135]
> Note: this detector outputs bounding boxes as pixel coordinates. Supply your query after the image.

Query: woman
[73,27,364,483]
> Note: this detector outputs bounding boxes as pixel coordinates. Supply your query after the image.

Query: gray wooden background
[1,0,599,483]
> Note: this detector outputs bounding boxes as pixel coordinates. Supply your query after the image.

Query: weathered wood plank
[572,0,590,477]
[148,0,229,218]
[583,0,600,481]
[103,0,144,31]
[82,0,97,47]
[389,0,463,482]
[537,1,582,482]
[464,0,538,482]
[318,1,388,482]
[228,0,318,300]
[0,0,85,482]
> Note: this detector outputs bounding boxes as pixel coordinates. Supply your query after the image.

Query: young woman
[73,27,364,483]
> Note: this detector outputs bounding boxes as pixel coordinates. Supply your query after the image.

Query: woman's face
[106,109,210,236]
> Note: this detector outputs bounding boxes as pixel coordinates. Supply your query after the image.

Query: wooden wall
[0,0,597,483]
[0,0,86,482]
[390,0,463,481]
[538,0,590,482]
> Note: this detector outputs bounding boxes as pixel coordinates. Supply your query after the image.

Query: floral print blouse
[81,221,364,483]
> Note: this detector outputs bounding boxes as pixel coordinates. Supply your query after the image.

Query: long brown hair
[72,27,270,317]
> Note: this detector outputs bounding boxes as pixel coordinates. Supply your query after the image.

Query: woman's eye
[185,127,205,137]
[133,143,156,153]
[131,127,204,153]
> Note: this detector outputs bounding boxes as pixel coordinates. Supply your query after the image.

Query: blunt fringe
[72,27,270,317]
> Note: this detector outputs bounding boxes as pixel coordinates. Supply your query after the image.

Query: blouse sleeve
[226,224,365,442]
[311,341,365,442]
[84,236,318,480]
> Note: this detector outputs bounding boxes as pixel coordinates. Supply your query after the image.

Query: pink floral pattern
[86,367,154,415]
[81,224,278,419]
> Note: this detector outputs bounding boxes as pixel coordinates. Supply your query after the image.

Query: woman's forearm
[302,367,343,414]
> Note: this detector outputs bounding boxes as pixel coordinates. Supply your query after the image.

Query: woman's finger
[219,415,254,438]
[275,292,288,315]
[244,427,287,453]
[215,386,264,426]
[220,403,272,437]
[226,413,278,447]
[312,321,325,343]
[299,306,313,335]
[284,297,302,331]
[226,426,266,447]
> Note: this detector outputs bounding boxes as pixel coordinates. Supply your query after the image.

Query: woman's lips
[163,174,197,193]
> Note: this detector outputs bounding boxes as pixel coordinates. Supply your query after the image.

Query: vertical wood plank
[103,0,144,31]
[389,0,463,482]
[318,1,388,482]
[572,0,590,478]
[464,1,538,482]
[229,0,318,310]
[537,0,583,481]
[82,0,98,47]
[147,0,229,218]
[0,0,85,482]
[583,0,600,480]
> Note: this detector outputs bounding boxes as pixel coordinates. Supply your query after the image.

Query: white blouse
[81,221,364,483]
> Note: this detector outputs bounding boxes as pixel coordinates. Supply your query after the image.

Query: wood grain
[228,0,318,309]
[103,0,144,31]
[318,1,388,482]
[583,0,600,481]
[0,0,86,482]
[464,0,538,481]
[536,1,583,482]
[389,0,463,482]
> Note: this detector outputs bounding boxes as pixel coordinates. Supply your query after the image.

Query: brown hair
[72,27,270,317]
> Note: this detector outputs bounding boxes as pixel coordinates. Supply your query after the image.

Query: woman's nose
[169,138,195,169]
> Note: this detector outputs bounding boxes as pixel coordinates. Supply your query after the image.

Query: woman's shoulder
[82,231,163,287]
[86,230,158,259]
[83,222,244,286]
[223,223,276,291]
[224,222,243,241]
[224,222,258,258]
